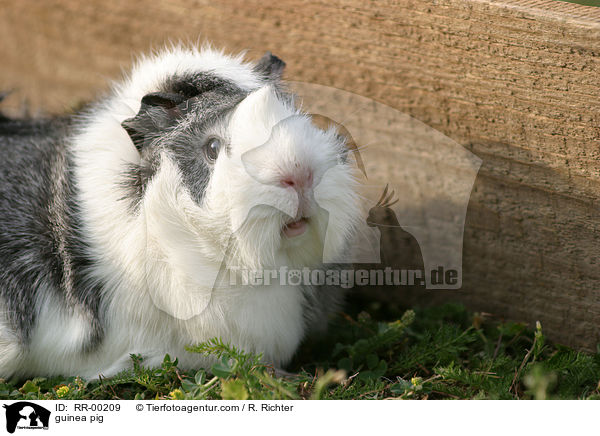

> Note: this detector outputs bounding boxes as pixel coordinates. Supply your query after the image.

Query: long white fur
[3,45,361,379]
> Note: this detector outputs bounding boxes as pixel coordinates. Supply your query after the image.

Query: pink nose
[280,169,314,189]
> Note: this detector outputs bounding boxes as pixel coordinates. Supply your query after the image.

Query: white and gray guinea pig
[0,46,362,379]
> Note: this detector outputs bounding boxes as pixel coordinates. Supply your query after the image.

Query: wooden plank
[0,0,598,350]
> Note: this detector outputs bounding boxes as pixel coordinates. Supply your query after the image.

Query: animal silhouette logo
[2,402,50,433]
[135,81,481,319]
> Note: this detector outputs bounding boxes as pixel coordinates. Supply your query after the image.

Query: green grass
[1,299,599,400]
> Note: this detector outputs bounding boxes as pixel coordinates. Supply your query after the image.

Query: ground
[1,296,599,400]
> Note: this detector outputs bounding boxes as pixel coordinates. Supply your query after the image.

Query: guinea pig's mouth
[282,217,309,238]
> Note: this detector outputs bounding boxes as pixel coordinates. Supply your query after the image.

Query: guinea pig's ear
[121,92,188,152]
[254,52,286,80]
[140,92,187,109]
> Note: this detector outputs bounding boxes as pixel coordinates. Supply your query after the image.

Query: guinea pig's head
[120,49,361,272]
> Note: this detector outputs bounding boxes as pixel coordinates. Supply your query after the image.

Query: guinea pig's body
[0,47,361,379]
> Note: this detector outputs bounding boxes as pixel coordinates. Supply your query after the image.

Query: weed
[1,302,598,400]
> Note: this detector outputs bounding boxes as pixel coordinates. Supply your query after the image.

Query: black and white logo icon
[2,402,50,433]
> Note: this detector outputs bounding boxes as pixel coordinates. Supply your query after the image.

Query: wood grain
[0,0,598,350]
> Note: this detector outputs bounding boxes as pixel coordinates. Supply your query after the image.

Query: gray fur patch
[0,112,104,349]
[121,72,249,207]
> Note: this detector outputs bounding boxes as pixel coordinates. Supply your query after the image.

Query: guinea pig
[0,46,362,379]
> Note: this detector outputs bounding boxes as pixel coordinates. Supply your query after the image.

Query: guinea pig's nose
[280,169,314,190]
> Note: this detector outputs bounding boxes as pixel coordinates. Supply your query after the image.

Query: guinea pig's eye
[203,137,222,162]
